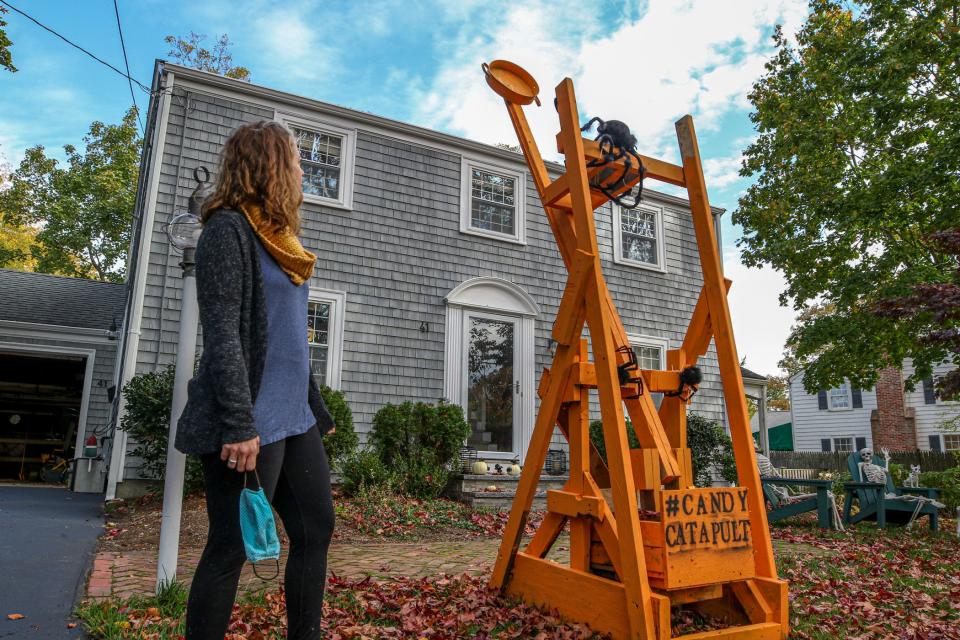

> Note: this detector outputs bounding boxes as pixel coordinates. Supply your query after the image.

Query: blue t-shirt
[252,239,315,445]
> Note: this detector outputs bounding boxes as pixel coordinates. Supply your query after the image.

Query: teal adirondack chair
[842,451,941,531]
[761,478,836,529]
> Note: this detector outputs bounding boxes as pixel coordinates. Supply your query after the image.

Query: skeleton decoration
[858,448,890,486]
[755,445,844,529]
[904,465,921,488]
[856,448,945,528]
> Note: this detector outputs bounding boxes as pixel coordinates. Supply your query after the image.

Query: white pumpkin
[507,463,522,476]
[471,460,489,475]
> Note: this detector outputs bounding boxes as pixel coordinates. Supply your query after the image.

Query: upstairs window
[613,204,665,272]
[277,113,355,210]
[295,127,343,201]
[460,158,526,244]
[828,382,851,410]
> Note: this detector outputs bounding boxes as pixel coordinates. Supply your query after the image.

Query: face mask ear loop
[252,558,281,581]
[244,470,263,491]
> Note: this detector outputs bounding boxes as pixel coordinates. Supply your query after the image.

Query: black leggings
[186,425,335,640]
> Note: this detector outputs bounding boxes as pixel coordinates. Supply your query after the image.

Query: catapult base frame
[482,61,789,640]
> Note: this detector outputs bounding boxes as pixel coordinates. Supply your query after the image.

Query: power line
[112,0,144,133]
[0,0,151,93]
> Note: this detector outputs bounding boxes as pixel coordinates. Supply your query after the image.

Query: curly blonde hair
[203,120,303,232]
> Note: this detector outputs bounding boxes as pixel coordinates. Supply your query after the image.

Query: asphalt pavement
[0,485,103,639]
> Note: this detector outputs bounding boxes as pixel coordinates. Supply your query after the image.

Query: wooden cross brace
[486,68,786,640]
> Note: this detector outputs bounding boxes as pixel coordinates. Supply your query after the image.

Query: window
[832,437,854,453]
[944,434,960,451]
[613,203,665,271]
[828,382,851,410]
[460,158,526,244]
[627,334,668,370]
[306,288,346,389]
[276,113,355,209]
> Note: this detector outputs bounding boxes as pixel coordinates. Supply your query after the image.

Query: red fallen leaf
[66,622,77,629]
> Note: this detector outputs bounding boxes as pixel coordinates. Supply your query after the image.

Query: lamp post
[156,168,207,592]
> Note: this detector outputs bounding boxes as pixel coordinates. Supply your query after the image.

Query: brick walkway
[86,537,814,600]
[87,538,528,599]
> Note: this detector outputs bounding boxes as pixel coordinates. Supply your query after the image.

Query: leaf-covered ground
[771,523,960,639]
[100,492,543,551]
[79,520,960,639]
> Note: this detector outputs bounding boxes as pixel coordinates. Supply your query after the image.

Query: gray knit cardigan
[175,208,334,456]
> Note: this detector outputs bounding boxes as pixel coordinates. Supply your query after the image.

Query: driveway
[0,486,103,639]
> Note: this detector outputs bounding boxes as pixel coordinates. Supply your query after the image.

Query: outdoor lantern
[166,166,209,254]
[166,212,202,253]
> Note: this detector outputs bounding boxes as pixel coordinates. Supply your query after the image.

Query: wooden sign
[641,487,756,590]
[662,487,752,551]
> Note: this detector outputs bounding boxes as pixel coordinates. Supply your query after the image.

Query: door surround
[443,277,539,461]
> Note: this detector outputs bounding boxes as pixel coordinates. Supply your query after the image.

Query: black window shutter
[821,438,831,452]
[922,378,936,405]
[852,388,863,408]
[929,435,942,452]
[855,437,867,450]
[817,390,828,410]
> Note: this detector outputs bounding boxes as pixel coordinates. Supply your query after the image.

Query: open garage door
[0,350,88,484]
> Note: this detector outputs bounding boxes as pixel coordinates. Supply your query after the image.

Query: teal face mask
[239,472,280,578]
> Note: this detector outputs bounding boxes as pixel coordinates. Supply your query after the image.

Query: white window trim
[459,156,526,245]
[276,111,356,211]
[308,287,347,390]
[613,202,667,273]
[832,436,855,453]
[626,333,669,369]
[827,381,853,411]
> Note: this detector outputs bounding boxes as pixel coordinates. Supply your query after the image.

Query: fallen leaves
[6,613,24,620]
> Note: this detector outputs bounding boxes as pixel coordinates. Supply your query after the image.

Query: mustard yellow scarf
[240,204,316,286]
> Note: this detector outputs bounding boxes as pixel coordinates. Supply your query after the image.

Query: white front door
[463,311,521,458]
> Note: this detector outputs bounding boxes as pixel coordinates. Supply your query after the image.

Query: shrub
[339,449,393,497]
[588,419,640,463]
[687,413,737,487]
[395,456,451,500]
[319,385,358,468]
[119,368,203,492]
[919,466,960,512]
[368,401,470,499]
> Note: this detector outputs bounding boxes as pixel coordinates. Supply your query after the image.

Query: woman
[176,120,336,640]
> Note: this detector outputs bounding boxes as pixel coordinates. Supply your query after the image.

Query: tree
[0,6,15,73]
[734,1,960,394]
[875,229,960,400]
[165,32,250,81]
[766,375,790,411]
[0,108,141,281]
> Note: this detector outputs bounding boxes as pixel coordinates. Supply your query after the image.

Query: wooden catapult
[482,61,789,640]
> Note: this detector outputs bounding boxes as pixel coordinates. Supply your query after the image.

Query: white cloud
[416,0,806,161]
[703,154,743,189]
[725,248,794,375]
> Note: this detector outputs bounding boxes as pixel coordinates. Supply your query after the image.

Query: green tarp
[752,422,793,451]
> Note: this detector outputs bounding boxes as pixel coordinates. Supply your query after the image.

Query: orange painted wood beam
[556,135,687,188]
[675,114,776,580]
[556,77,655,640]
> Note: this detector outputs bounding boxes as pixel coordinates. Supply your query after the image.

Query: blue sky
[0,0,810,374]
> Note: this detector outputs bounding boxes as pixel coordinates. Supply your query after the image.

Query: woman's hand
[221,436,260,472]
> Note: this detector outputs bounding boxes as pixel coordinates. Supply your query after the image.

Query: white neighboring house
[789,362,959,453]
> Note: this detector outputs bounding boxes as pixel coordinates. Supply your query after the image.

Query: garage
[0,350,92,483]
[0,269,126,492]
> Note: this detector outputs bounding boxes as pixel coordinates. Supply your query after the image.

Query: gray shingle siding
[122,67,725,479]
